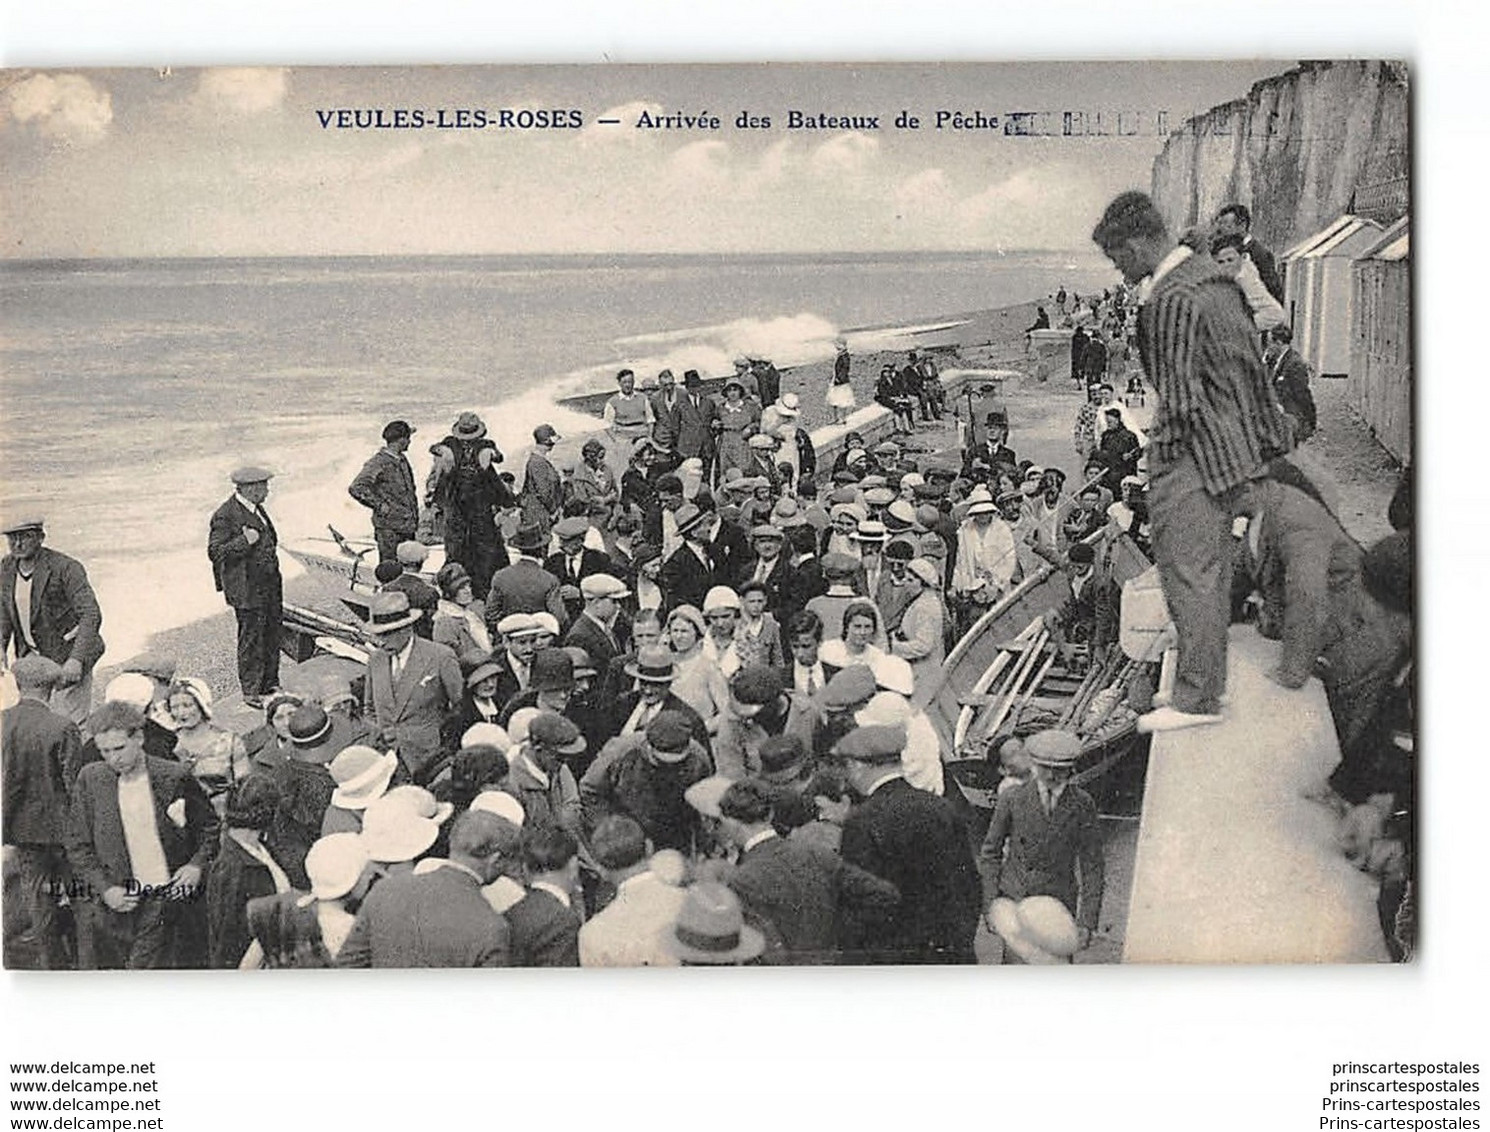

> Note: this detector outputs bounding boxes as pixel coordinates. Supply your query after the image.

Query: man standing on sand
[207,467,283,708]
[348,419,421,565]
[519,424,565,537]
[1093,190,1292,733]
[1,515,105,725]
[427,412,513,597]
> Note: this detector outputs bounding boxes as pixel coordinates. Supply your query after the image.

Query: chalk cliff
[1150,60,1409,251]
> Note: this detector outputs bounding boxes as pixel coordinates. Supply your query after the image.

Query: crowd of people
[1,194,1414,966]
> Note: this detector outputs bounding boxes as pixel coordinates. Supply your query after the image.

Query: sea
[0,250,1114,661]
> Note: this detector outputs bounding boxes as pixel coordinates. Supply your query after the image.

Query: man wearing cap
[739,524,795,619]
[499,710,584,838]
[519,423,566,535]
[2,654,81,968]
[484,522,568,634]
[207,467,283,707]
[563,574,631,671]
[362,592,464,785]
[1,515,105,725]
[339,809,515,968]
[852,520,890,610]
[977,729,1105,960]
[544,516,614,622]
[65,702,220,969]
[834,724,981,964]
[381,540,440,640]
[427,412,513,595]
[348,420,421,564]
[713,666,816,780]
[581,710,713,854]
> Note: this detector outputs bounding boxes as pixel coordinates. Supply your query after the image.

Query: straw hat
[363,591,422,635]
[359,795,440,864]
[381,784,455,827]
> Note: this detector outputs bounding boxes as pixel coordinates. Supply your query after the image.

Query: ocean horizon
[0,248,1114,661]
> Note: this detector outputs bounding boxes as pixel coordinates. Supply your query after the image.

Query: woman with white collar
[665,603,730,736]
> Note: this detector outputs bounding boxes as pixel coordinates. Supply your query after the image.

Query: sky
[0,61,1291,257]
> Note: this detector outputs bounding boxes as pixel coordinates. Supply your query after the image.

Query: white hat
[869,653,916,697]
[103,672,155,710]
[966,499,999,517]
[989,895,1081,963]
[381,784,455,826]
[495,612,539,637]
[855,690,912,728]
[305,833,371,901]
[703,586,741,613]
[507,706,541,746]
[470,790,526,827]
[359,796,440,864]
[328,746,399,811]
[461,722,512,752]
[530,612,561,637]
[906,557,941,588]
[780,393,800,413]
[580,574,630,600]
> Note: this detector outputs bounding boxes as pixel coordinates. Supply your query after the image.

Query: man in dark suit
[486,521,569,635]
[505,827,582,967]
[1264,325,1318,443]
[64,702,219,969]
[702,503,753,589]
[648,368,681,451]
[563,574,631,672]
[338,809,516,968]
[544,516,615,623]
[977,729,1104,960]
[1214,202,1283,303]
[835,724,981,964]
[207,467,283,706]
[659,503,715,613]
[716,780,898,965]
[360,592,464,783]
[739,525,796,619]
[580,709,712,853]
[2,654,81,968]
[673,370,721,481]
[1,515,105,725]
[600,647,710,752]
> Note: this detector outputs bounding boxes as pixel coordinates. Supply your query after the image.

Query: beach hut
[1280,215,1383,378]
[1349,217,1411,462]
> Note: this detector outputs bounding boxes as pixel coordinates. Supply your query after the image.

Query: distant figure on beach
[828,338,856,424]
[1,514,105,725]
[1026,307,1050,333]
[427,412,513,597]
[348,419,421,565]
[1055,286,1067,315]
[207,466,283,708]
[751,358,782,408]
[519,423,565,536]
[1070,325,1089,386]
[603,369,655,478]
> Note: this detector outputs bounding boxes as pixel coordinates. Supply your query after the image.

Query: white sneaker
[1137,706,1224,734]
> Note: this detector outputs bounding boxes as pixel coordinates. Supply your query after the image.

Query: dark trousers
[374,526,415,564]
[444,511,508,596]
[1148,452,1247,714]
[76,899,174,969]
[5,844,74,969]
[234,602,283,697]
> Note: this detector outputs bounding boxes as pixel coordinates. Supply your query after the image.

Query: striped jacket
[1137,253,1292,495]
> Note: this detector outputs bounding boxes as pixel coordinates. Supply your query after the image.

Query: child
[996,736,1032,796]
[735,581,785,670]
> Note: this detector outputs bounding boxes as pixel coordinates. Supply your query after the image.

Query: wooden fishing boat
[922,533,1160,817]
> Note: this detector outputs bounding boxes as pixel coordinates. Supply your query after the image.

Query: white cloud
[756,139,793,184]
[894,168,953,214]
[3,73,112,143]
[809,131,879,177]
[197,68,289,115]
[668,139,731,185]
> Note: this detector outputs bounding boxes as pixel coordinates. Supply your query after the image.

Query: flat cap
[750,524,785,541]
[863,487,896,507]
[230,465,274,485]
[819,664,878,710]
[580,573,630,600]
[528,710,586,754]
[555,516,590,539]
[0,515,45,535]
[1025,729,1083,767]
[646,711,695,760]
[832,723,907,764]
[495,612,540,637]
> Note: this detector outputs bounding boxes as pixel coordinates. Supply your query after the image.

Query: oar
[981,630,1049,741]
[1008,650,1058,730]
